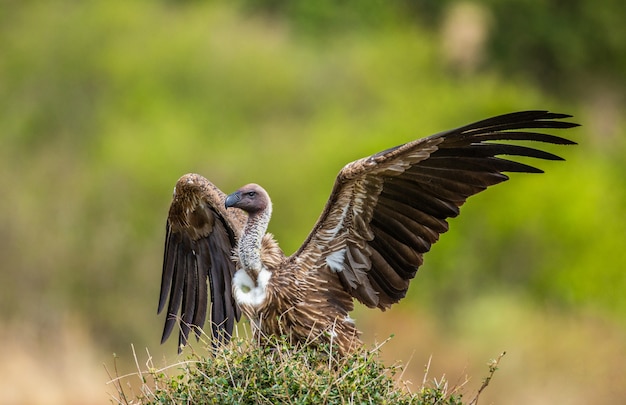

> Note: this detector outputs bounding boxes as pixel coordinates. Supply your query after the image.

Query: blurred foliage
[479,0,626,95]
[0,0,625,370]
[236,0,626,96]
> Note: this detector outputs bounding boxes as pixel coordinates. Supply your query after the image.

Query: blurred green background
[1,0,625,403]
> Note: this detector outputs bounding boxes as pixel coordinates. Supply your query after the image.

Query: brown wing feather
[158,173,245,351]
[292,110,577,309]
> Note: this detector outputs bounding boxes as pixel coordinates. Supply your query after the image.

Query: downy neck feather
[238,203,272,273]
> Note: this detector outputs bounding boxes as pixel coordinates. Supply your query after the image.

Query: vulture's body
[158,111,577,354]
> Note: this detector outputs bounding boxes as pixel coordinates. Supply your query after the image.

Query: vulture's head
[225,184,271,215]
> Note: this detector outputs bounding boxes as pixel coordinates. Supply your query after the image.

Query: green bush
[108,335,501,404]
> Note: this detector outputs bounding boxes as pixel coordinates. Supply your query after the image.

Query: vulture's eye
[247,191,256,197]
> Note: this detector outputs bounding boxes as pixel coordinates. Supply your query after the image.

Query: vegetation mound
[108,335,502,405]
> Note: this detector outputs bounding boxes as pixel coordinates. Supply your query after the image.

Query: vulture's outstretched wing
[158,173,246,351]
[291,111,577,309]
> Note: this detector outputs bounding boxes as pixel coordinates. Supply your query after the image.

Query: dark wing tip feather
[457,110,575,131]
[206,221,242,345]
[160,314,177,344]
[158,224,176,314]
[436,143,566,161]
[461,131,576,146]
[452,111,578,144]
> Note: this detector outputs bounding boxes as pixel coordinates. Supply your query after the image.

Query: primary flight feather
[158,110,577,354]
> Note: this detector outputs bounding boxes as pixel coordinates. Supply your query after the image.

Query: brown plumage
[158,110,577,355]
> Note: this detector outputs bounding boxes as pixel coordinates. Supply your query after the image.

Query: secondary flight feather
[157,110,577,354]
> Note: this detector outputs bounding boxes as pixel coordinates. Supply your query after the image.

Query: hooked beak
[225,191,241,209]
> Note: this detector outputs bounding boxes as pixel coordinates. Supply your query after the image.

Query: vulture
[158,110,577,355]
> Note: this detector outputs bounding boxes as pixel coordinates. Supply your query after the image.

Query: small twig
[103,353,129,405]
[421,354,433,390]
[220,343,236,387]
[398,349,415,385]
[131,344,143,384]
[448,370,470,399]
[106,359,204,385]
[370,335,393,353]
[469,351,506,405]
